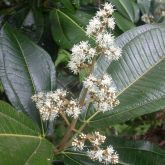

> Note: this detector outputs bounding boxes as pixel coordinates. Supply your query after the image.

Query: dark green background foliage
[0,0,165,164]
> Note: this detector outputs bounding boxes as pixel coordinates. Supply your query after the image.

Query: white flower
[72,133,87,150]
[72,138,85,151]
[87,149,104,162]
[32,89,67,121]
[83,74,97,88]
[87,145,118,164]
[106,146,115,155]
[141,14,154,24]
[103,2,114,15]
[108,17,115,29]
[79,133,87,139]
[86,17,102,36]
[101,74,113,86]
[68,41,96,74]
[96,32,114,48]
[111,153,119,164]
[83,74,119,112]
[105,45,122,60]
[65,100,81,119]
[90,132,106,146]
[71,131,119,164]
[96,9,107,18]
[32,89,82,121]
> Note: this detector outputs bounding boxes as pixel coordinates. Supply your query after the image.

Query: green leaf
[110,0,140,23]
[109,137,165,165]
[50,9,89,49]
[9,7,44,42]
[113,12,135,32]
[0,24,56,123]
[137,0,152,14]
[55,49,70,67]
[0,100,53,165]
[63,137,165,165]
[0,81,4,93]
[61,0,75,13]
[65,10,93,28]
[63,151,101,165]
[80,24,165,127]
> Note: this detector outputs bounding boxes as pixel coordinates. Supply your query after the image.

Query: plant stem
[60,112,70,126]
[55,57,96,152]
[56,88,88,152]
[64,111,100,148]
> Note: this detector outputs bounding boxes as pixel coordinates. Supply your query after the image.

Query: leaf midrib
[55,10,71,43]
[57,9,86,35]
[24,137,41,165]
[12,33,36,94]
[89,54,165,123]
[119,0,133,22]
[57,9,95,42]
[0,33,25,111]
[0,134,39,138]
[89,94,165,123]
[116,56,165,97]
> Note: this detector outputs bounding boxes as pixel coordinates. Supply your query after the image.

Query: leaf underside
[80,24,165,127]
[0,24,56,123]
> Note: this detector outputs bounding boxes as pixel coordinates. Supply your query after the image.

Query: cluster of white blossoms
[32,3,121,164]
[68,41,96,74]
[86,3,115,36]
[72,131,119,164]
[87,146,119,164]
[31,89,81,121]
[83,74,119,112]
[141,14,154,24]
[68,2,122,75]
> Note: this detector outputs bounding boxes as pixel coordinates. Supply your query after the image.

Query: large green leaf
[0,24,56,122]
[137,0,152,14]
[0,101,53,165]
[61,0,75,13]
[9,7,44,42]
[109,0,140,23]
[63,137,165,165]
[80,24,165,127]
[50,9,89,49]
[65,10,93,28]
[113,12,135,32]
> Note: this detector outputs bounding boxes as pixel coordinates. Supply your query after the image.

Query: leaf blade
[0,101,53,165]
[0,24,56,123]
[81,25,165,127]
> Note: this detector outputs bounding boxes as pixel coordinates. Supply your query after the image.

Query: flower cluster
[87,146,119,164]
[86,3,115,36]
[31,89,81,121]
[83,74,119,112]
[72,133,87,150]
[72,132,119,164]
[68,41,96,74]
[68,2,122,75]
[86,2,121,61]
[141,14,154,24]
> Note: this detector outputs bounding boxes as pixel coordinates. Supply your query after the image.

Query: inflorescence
[72,132,119,164]
[83,74,119,112]
[32,2,121,164]
[32,89,81,121]
[68,2,122,74]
